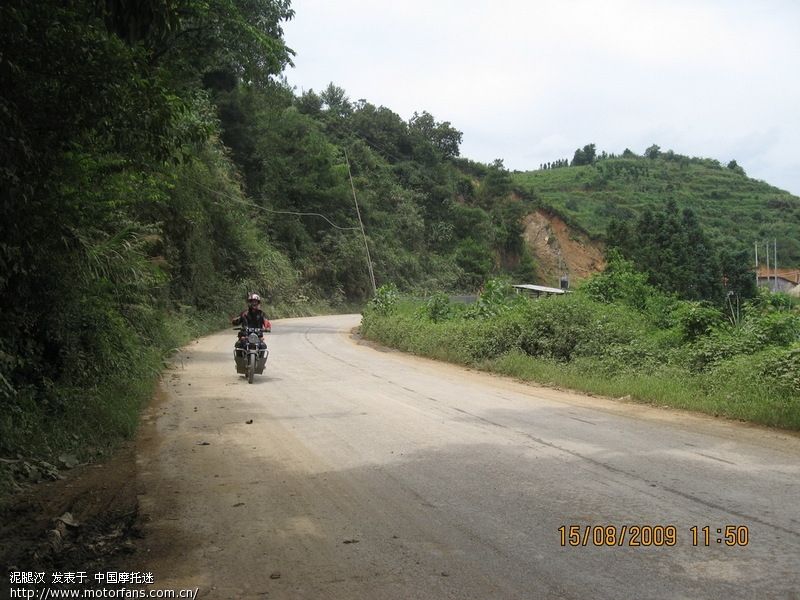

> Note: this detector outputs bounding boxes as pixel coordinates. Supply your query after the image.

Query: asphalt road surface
[136,314,800,599]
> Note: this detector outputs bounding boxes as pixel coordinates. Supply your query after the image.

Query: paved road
[136,314,800,599]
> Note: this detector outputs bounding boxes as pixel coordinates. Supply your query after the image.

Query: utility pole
[774,239,778,290]
[344,148,377,296]
[765,241,770,291]
[754,242,759,288]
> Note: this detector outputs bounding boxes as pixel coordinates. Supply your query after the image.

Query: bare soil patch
[523,209,605,284]
[0,439,140,581]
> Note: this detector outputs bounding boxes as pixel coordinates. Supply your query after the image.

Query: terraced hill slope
[512,156,800,266]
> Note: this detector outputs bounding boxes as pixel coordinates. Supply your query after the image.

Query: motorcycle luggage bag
[256,348,269,374]
[234,348,247,373]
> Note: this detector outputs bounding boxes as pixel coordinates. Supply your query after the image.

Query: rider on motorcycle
[232,292,271,349]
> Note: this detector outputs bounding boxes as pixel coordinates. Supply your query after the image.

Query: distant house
[790,284,800,298]
[757,267,800,293]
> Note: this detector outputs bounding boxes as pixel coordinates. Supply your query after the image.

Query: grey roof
[512,284,567,295]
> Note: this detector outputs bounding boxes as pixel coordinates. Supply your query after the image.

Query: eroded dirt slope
[523,209,605,286]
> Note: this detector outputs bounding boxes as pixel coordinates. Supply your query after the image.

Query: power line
[190,174,379,295]
[191,178,360,231]
[189,129,461,297]
[355,133,407,164]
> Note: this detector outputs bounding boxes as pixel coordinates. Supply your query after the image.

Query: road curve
[136,314,800,599]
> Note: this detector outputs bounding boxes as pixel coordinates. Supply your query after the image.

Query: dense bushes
[218,84,539,298]
[0,140,302,460]
[0,0,303,463]
[362,275,800,429]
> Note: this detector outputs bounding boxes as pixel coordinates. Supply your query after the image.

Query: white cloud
[283,0,800,194]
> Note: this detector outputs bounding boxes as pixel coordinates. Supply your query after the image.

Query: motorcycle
[233,327,269,383]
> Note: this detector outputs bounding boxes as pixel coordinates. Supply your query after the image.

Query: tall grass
[361,283,800,430]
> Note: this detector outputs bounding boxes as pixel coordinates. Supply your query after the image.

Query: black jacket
[232,308,269,329]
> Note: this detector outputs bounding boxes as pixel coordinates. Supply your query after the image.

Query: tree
[681,208,722,301]
[605,201,728,302]
[351,102,409,160]
[719,248,757,300]
[645,144,661,160]
[478,159,512,205]
[408,111,462,159]
[727,160,746,176]
[320,83,352,119]
[582,143,597,164]
[571,143,596,166]
[97,0,297,86]
[605,218,633,256]
[455,239,494,289]
[295,89,323,117]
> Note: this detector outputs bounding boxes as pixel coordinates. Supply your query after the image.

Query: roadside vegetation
[0,0,334,483]
[362,192,799,430]
[361,270,800,430]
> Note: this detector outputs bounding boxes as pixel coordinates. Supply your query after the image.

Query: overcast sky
[282,0,800,196]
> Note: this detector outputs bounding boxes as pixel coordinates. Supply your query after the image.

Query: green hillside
[513,155,800,266]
